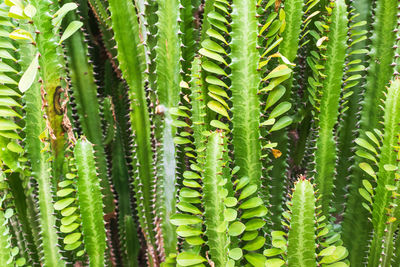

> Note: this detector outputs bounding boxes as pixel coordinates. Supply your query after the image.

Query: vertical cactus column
[314,0,348,216]
[74,138,107,267]
[107,0,158,264]
[154,0,182,258]
[62,0,115,215]
[342,0,399,263]
[230,0,262,187]
[367,79,400,266]
[30,0,68,178]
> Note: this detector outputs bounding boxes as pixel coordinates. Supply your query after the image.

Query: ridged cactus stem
[154,0,182,258]
[287,178,316,267]
[31,0,68,179]
[314,0,348,216]
[230,0,262,187]
[74,138,107,267]
[107,0,158,263]
[368,79,400,267]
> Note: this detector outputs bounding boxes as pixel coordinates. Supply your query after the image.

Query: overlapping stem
[30,0,67,178]
[230,0,261,187]
[107,0,157,263]
[368,79,400,266]
[314,0,348,216]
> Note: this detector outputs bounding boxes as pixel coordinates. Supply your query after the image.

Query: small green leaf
[207,100,230,118]
[210,120,229,131]
[0,74,17,85]
[359,162,376,179]
[7,142,23,153]
[260,119,276,127]
[261,74,290,91]
[243,236,265,251]
[385,185,397,191]
[23,4,36,18]
[384,164,398,171]
[4,208,13,219]
[224,208,237,221]
[11,247,19,256]
[202,61,227,76]
[53,3,79,27]
[358,188,372,204]
[239,184,258,201]
[183,171,201,179]
[176,225,202,237]
[245,218,266,231]
[263,248,283,257]
[60,222,80,233]
[57,188,74,197]
[59,21,83,44]
[272,239,286,249]
[182,179,201,188]
[174,137,191,144]
[64,233,82,244]
[239,196,263,209]
[0,62,17,73]
[9,29,34,42]
[269,102,291,119]
[319,246,336,256]
[199,48,227,65]
[176,252,206,266]
[228,248,243,260]
[206,75,228,88]
[61,207,77,217]
[201,39,226,54]
[362,180,373,195]
[170,214,202,226]
[177,202,202,215]
[243,230,259,241]
[265,65,292,80]
[64,241,82,251]
[266,85,285,109]
[355,138,377,155]
[180,188,201,198]
[224,197,238,207]
[244,253,266,266]
[355,150,377,163]
[61,215,78,226]
[270,116,293,132]
[208,92,229,108]
[54,198,75,210]
[15,258,26,266]
[236,176,250,191]
[208,11,229,24]
[241,206,268,219]
[317,227,329,237]
[265,258,285,267]
[319,246,348,264]
[206,29,228,45]
[0,118,20,130]
[208,85,228,97]
[8,5,27,19]
[19,53,39,93]
[5,0,23,8]
[324,233,341,245]
[228,221,246,236]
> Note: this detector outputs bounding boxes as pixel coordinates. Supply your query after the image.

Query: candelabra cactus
[0,0,399,266]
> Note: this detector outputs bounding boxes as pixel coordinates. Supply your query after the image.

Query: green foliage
[1,0,400,266]
[74,138,106,266]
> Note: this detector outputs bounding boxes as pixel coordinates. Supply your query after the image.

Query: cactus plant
[0,0,399,266]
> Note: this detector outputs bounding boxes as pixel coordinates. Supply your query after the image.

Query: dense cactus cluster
[0,0,399,266]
